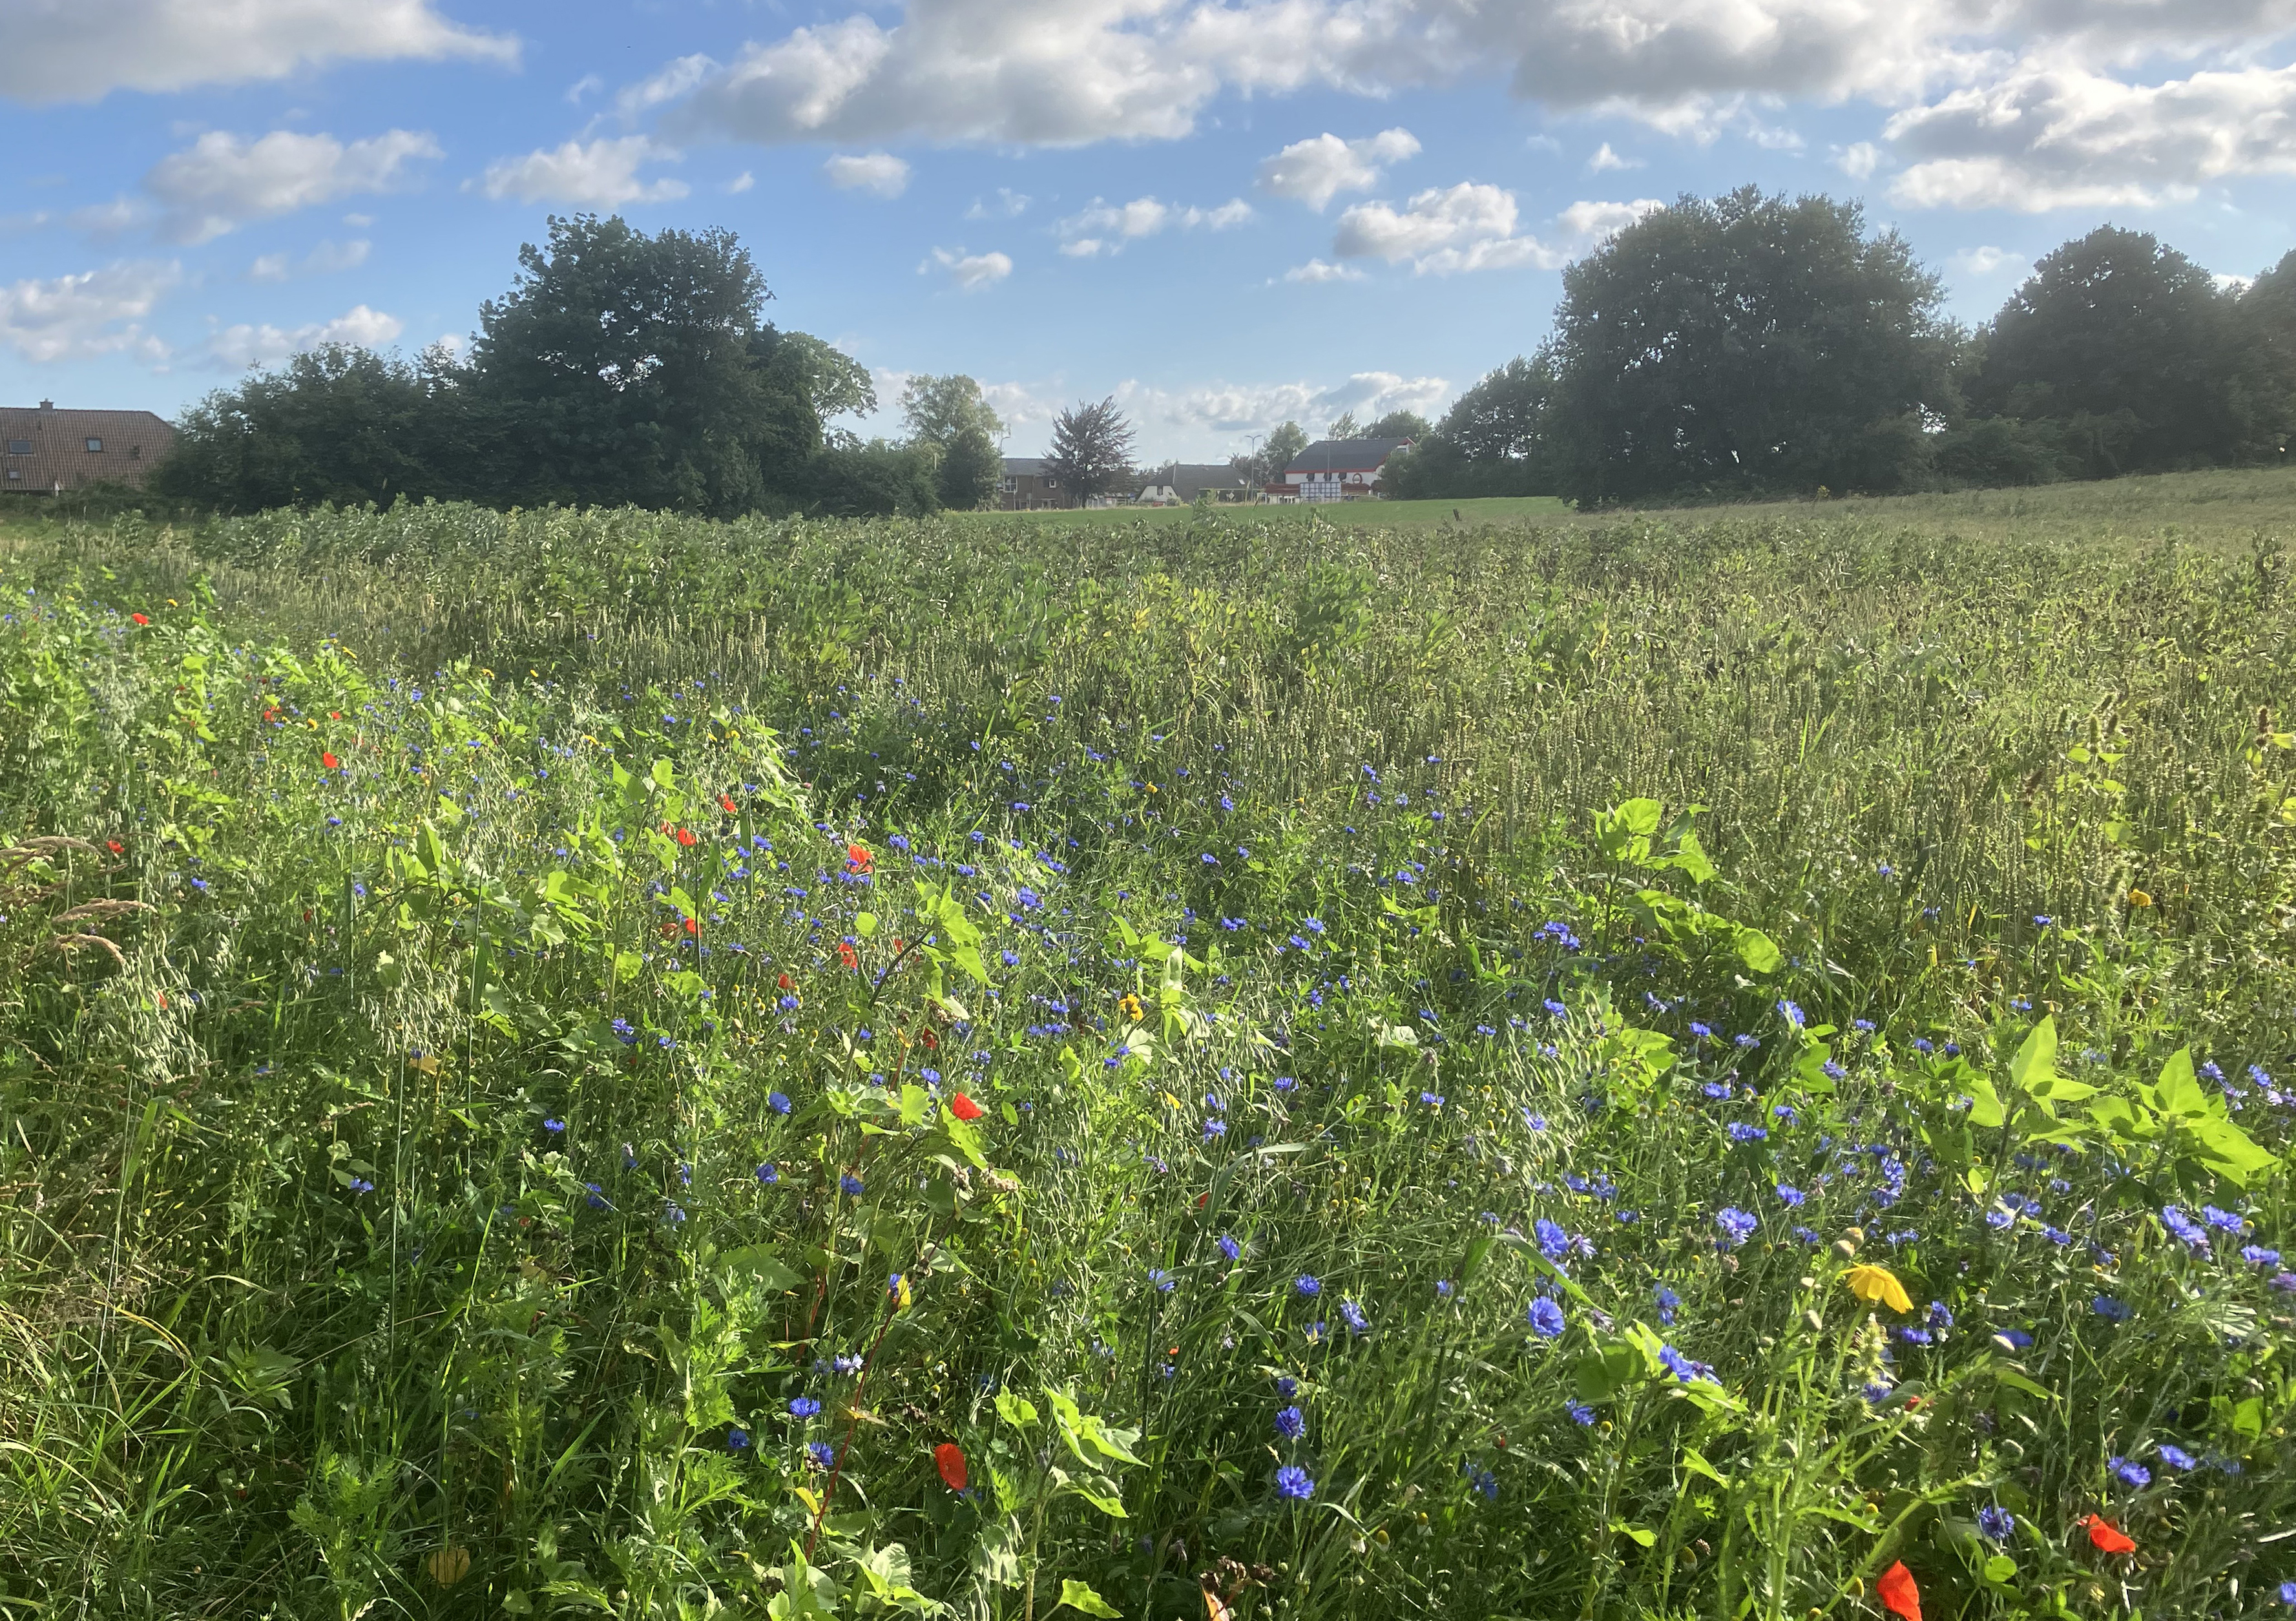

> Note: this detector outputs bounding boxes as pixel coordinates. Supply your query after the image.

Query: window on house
[4,470,19,481]
[129,444,141,459]
[85,437,103,452]
[6,440,29,455]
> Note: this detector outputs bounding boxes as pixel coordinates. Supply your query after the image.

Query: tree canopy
[901,375,1007,510]
[1043,397,1137,507]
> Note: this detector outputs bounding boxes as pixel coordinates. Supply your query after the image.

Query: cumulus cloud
[1587,142,1643,171]
[145,129,439,244]
[0,0,514,105]
[1886,61,2296,211]
[206,303,404,370]
[1055,194,1252,256]
[475,138,689,207]
[923,246,1013,290]
[0,260,178,363]
[1257,129,1421,209]
[1835,141,1882,178]
[1950,244,2027,277]
[967,187,1032,219]
[1333,183,1554,275]
[1282,258,1366,283]
[824,151,912,196]
[1556,197,1666,238]
[250,238,372,281]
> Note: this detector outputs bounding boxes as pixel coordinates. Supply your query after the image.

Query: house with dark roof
[999,457,1062,509]
[1273,435,1414,502]
[1135,461,1259,505]
[1,401,174,497]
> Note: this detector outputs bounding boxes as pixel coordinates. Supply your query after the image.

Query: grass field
[2,476,2293,1620]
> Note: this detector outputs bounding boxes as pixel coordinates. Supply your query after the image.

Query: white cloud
[566,72,603,105]
[923,246,1013,290]
[959,368,1451,458]
[727,171,756,194]
[475,138,689,207]
[1282,258,1365,283]
[1257,129,1421,210]
[1835,141,1882,178]
[967,187,1032,219]
[1886,61,2296,211]
[1950,244,2026,277]
[1555,198,1666,239]
[251,238,371,281]
[206,303,404,370]
[0,260,178,363]
[145,129,439,244]
[0,0,514,105]
[1588,142,1643,171]
[68,197,149,238]
[823,151,912,197]
[1333,182,1558,275]
[1054,194,1253,255]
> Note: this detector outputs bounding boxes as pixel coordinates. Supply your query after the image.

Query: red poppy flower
[720,794,737,814]
[837,941,859,970]
[106,840,123,855]
[684,917,698,936]
[846,842,873,875]
[934,1443,968,1492]
[777,972,793,990]
[131,612,149,626]
[950,1093,985,1122]
[1877,1562,1921,1621]
[674,827,698,848]
[919,1029,938,1051]
[891,937,906,954]
[2083,1515,2136,1554]
[321,751,340,771]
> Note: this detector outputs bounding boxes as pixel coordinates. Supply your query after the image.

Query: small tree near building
[1043,397,1137,506]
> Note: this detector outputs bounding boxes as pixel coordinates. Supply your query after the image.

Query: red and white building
[1269,435,1414,503]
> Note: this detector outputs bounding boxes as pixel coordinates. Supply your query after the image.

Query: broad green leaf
[1609,1522,1658,1549]
[2152,1047,2210,1120]
[1671,829,1717,884]
[994,1392,1039,1428]
[2186,1115,2278,1186]
[1054,1579,1122,1617]
[2008,1018,2057,1096]
[855,912,877,937]
[1733,927,1781,974]
[1963,1074,2006,1129]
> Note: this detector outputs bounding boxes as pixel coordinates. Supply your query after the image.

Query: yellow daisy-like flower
[1844,1263,1913,1313]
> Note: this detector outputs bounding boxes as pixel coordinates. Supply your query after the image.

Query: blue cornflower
[346,1177,374,1195]
[1275,1375,1299,1399]
[1977,1506,2014,1542]
[611,1018,637,1046]
[2092,1295,2132,1322]
[1928,1301,1953,1329]
[1727,1123,1768,1144]
[807,1441,837,1469]
[2158,1444,2198,1470]
[2203,1204,2246,1233]
[2279,1580,2296,1606]
[1527,1297,1567,1339]
[1777,998,1805,1028]
[2110,1456,2151,1489]
[756,1163,779,1185]
[2243,1244,2282,1266]
[2160,1206,2209,1250]
[727,1427,749,1451]
[1218,1234,1241,1261]
[1275,1405,1306,1439]
[777,994,800,1012]
[585,1182,610,1209]
[1654,1286,1681,1324]
[1775,1184,1805,1207]
[1542,996,1568,1018]
[543,1118,565,1133]
[1149,1269,1174,1293]
[1535,1218,1571,1260]
[840,1173,866,1197]
[789,1397,822,1418]
[1275,1465,1315,1501]
[1203,1118,1228,1141]
[1689,1021,1713,1040]
[769,1091,792,1114]
[1657,1344,1702,1383]
[1567,1401,1596,1426]
[1295,1275,1321,1297]
[1341,1299,1368,1333]
[1715,1207,1757,1247]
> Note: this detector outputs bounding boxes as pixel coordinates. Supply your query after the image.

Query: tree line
[1387,186,2296,505]
[152,215,1009,518]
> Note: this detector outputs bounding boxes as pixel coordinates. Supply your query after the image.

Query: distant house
[1273,436,1414,502]
[999,457,1062,510]
[0,401,174,497]
[1136,462,1259,506]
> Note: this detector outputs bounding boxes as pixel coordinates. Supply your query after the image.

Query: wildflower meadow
[2,485,2293,1620]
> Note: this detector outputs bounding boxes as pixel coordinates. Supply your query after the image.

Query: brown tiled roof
[0,404,174,495]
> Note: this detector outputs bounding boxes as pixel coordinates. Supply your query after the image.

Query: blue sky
[5,0,2295,460]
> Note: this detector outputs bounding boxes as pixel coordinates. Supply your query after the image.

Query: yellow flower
[2127,889,2153,908]
[1844,1263,1912,1313]
[427,1546,472,1587]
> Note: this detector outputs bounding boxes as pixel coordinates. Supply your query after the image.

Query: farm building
[1271,436,1414,502]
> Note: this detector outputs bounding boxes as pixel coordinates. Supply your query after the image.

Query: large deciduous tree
[1043,397,1137,507]
[1545,187,1959,504]
[1383,355,1558,499]
[901,374,1007,510]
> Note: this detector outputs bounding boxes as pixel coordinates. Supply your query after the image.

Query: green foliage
[1,494,2292,1621]
[1383,355,1558,501]
[1547,187,1961,503]
[1041,397,1138,508]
